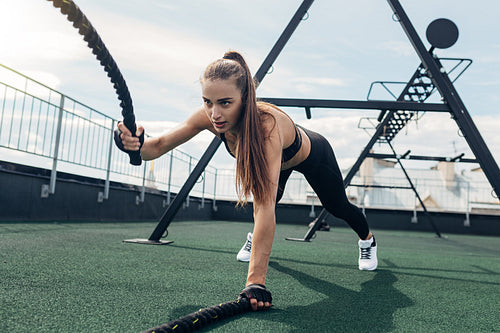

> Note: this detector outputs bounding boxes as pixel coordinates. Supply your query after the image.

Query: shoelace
[243,240,252,252]
[360,247,371,259]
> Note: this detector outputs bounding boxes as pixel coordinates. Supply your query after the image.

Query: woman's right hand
[114,122,145,152]
[238,284,272,311]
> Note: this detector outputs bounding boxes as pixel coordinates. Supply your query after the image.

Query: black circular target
[426,18,459,49]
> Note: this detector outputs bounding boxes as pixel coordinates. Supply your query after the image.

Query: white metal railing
[0,63,223,205]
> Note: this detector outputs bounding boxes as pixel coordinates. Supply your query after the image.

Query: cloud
[292,77,347,87]
[82,12,227,88]
[0,2,88,65]
[378,41,415,57]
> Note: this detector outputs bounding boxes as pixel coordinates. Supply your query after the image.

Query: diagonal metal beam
[254,0,314,83]
[386,140,442,237]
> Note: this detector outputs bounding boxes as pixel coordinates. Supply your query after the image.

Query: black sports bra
[219,124,303,163]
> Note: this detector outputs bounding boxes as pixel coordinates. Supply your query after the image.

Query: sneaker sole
[359,263,378,271]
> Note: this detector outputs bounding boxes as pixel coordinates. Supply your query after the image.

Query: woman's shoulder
[257,102,294,126]
[257,102,297,145]
[257,101,281,113]
[257,102,280,129]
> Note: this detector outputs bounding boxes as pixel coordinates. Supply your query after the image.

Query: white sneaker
[358,236,378,271]
[237,232,252,262]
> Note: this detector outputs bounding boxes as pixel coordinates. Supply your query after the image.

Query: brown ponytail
[202,51,273,205]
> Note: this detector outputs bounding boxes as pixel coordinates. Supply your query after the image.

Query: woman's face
[202,78,243,134]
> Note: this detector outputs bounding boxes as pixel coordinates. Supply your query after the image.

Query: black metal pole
[386,141,442,237]
[124,0,316,244]
[367,153,477,163]
[259,98,450,112]
[147,138,222,242]
[285,208,328,242]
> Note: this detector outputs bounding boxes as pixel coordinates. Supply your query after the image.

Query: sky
[1,0,499,174]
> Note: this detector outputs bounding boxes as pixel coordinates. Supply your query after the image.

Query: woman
[115,50,377,311]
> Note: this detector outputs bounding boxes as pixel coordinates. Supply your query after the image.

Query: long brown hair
[202,51,273,205]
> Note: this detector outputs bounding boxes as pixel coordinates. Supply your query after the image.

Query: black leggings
[277,127,370,239]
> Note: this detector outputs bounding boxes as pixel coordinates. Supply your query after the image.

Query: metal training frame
[134,0,500,243]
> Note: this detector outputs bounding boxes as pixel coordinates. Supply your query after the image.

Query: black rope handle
[47,0,142,165]
[142,298,250,333]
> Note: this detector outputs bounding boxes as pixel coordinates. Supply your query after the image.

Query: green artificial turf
[1,221,499,332]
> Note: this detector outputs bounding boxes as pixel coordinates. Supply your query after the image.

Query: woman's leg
[295,128,377,270]
[295,129,369,239]
[276,168,293,203]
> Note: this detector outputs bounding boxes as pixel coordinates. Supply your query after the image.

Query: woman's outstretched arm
[117,107,213,160]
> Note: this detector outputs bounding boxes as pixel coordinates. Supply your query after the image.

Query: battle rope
[142,298,250,333]
[47,0,142,165]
